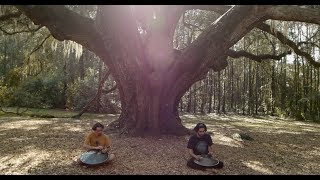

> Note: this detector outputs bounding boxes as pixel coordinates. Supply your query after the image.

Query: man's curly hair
[92,122,104,130]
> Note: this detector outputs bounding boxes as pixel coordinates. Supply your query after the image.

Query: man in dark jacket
[187,123,223,170]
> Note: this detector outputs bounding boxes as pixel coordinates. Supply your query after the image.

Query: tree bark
[113,80,192,136]
[208,70,213,113]
[230,61,234,111]
[217,71,221,114]
[271,61,276,115]
[200,76,208,115]
[242,39,247,115]
[222,69,226,114]
[193,82,197,114]
[248,60,253,115]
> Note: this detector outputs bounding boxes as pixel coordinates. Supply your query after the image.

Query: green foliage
[12,88,42,108]
[9,77,64,108]
[66,75,98,110]
[41,77,65,107]
[273,107,287,118]
[0,85,14,106]
[3,67,23,87]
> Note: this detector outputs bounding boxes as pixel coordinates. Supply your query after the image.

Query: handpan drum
[193,154,220,167]
[79,150,109,165]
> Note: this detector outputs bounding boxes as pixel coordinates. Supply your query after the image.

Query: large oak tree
[4,5,320,136]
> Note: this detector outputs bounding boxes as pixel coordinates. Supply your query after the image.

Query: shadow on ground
[0,113,319,174]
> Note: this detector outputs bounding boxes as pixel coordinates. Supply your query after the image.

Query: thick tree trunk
[193,82,197,114]
[200,76,208,115]
[217,71,221,114]
[213,74,216,112]
[208,70,213,113]
[230,62,234,111]
[271,62,276,115]
[222,69,226,114]
[242,38,247,115]
[111,75,191,136]
[255,63,259,115]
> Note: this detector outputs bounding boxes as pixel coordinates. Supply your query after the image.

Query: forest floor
[0,110,320,175]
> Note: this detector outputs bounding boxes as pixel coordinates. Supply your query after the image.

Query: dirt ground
[0,113,320,175]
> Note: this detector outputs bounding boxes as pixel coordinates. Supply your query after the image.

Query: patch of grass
[0,107,117,119]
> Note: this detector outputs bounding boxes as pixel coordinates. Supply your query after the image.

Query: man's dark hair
[194,123,207,132]
[92,122,104,130]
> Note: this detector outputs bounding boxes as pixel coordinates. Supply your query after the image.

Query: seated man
[83,122,115,161]
[187,123,223,170]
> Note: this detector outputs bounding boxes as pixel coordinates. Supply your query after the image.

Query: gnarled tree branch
[182,12,204,32]
[256,22,320,67]
[28,34,51,59]
[227,49,291,62]
[0,25,42,35]
[165,6,272,111]
[178,5,271,73]
[297,41,320,49]
[0,107,29,116]
[102,85,117,94]
[190,5,320,67]
[160,6,186,48]
[185,5,320,26]
[0,12,22,22]
[133,5,185,49]
[15,5,107,60]
[182,5,232,14]
[266,5,320,25]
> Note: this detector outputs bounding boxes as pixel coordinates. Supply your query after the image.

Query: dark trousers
[187,157,224,170]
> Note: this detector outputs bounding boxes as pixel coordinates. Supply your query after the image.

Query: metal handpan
[79,150,109,165]
[193,154,220,167]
